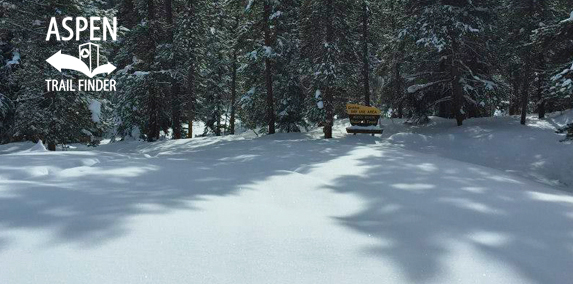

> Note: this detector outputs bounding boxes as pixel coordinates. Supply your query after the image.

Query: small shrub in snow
[556,123,573,141]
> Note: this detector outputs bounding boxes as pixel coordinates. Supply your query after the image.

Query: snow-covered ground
[383,110,573,190]
[0,113,572,283]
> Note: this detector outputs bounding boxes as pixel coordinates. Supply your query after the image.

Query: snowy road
[1,135,572,284]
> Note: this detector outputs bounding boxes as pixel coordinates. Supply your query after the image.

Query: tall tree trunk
[452,70,464,126]
[393,42,405,118]
[451,35,464,126]
[509,76,519,116]
[229,50,237,134]
[389,0,404,118]
[215,110,221,136]
[521,53,532,125]
[361,0,370,106]
[520,37,533,126]
[146,0,159,141]
[48,141,56,151]
[537,54,546,119]
[229,16,239,135]
[520,0,537,125]
[263,0,275,134]
[323,0,334,139]
[215,7,224,137]
[164,0,181,139]
[186,59,195,139]
[186,0,196,139]
[397,101,403,118]
[148,92,160,141]
[171,82,182,138]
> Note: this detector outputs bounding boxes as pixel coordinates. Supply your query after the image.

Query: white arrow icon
[46,50,116,78]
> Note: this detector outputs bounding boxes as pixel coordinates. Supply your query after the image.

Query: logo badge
[46,43,116,78]
[45,17,118,92]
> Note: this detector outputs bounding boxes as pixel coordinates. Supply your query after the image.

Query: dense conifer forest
[1,0,572,146]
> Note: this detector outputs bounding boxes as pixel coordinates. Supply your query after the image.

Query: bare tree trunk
[521,54,532,125]
[451,35,464,126]
[164,0,181,139]
[452,73,464,126]
[215,8,224,137]
[537,54,546,119]
[361,0,370,106]
[520,0,538,125]
[147,92,160,141]
[185,0,196,139]
[388,0,404,118]
[186,58,195,139]
[229,17,239,135]
[172,83,182,138]
[509,77,519,115]
[146,0,159,141]
[186,68,195,139]
[230,50,237,134]
[520,85,529,124]
[48,141,56,151]
[393,42,405,118]
[263,0,275,134]
[215,113,221,136]
[323,0,334,139]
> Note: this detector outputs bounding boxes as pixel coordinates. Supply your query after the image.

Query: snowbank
[0,126,572,284]
[384,111,573,190]
[346,125,383,131]
[0,141,35,154]
[28,140,48,152]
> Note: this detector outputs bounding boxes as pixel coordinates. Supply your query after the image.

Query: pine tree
[532,9,573,112]
[164,0,183,139]
[360,0,371,106]
[301,0,360,138]
[238,0,297,135]
[403,0,496,126]
[1,0,110,149]
[228,5,241,135]
[175,0,207,138]
[197,0,231,136]
[375,0,408,117]
[114,0,173,141]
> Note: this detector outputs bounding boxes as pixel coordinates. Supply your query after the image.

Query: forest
[2,1,573,282]
[1,0,572,148]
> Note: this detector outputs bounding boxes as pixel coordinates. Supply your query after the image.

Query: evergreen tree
[239,0,298,134]
[175,0,207,138]
[301,0,360,138]
[197,0,230,136]
[2,0,573,145]
[376,0,408,118]
[1,0,110,149]
[532,9,573,112]
[402,0,496,125]
[114,0,172,141]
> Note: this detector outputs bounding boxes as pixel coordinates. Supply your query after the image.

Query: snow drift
[0,118,572,283]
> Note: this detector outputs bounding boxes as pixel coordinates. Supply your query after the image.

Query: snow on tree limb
[407,80,449,94]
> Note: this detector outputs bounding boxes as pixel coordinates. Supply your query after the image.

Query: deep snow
[0,114,572,283]
[382,110,573,190]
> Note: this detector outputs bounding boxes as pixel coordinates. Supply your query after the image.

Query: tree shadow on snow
[324,147,573,284]
[0,135,377,249]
